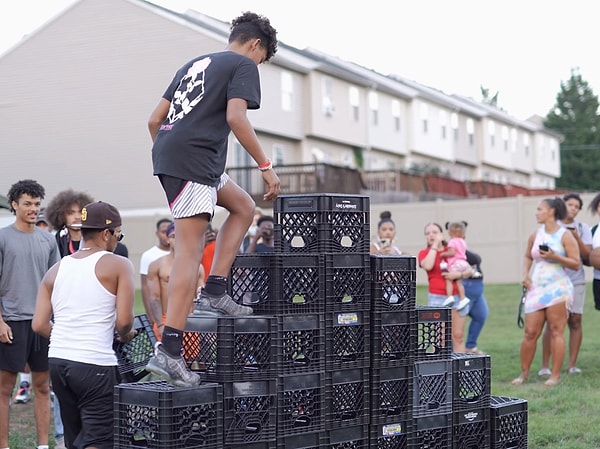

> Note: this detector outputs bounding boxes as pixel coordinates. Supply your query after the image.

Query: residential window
[451,112,458,140]
[467,118,474,146]
[524,134,530,156]
[420,103,428,134]
[391,99,401,132]
[349,86,360,122]
[273,144,285,166]
[281,71,293,112]
[488,121,495,147]
[502,126,509,151]
[510,128,517,153]
[369,91,379,126]
[234,141,251,166]
[322,77,334,116]
[439,110,448,139]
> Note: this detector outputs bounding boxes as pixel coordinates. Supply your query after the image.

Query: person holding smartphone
[370,211,403,255]
[538,193,592,376]
[245,215,275,253]
[512,197,580,387]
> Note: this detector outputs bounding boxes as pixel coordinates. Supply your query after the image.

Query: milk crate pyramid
[114,193,528,449]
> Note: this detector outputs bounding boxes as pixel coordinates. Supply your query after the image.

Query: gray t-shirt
[560,220,592,285]
[0,225,60,320]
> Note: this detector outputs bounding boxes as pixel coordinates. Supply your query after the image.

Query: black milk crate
[227,440,276,449]
[369,419,411,449]
[452,353,492,411]
[409,413,452,449]
[114,314,157,383]
[324,253,371,312]
[325,367,369,428]
[277,372,326,435]
[276,431,324,449]
[325,309,370,370]
[414,307,452,361]
[453,407,491,449]
[229,254,275,315]
[277,314,326,375]
[412,360,453,417]
[370,255,417,311]
[183,315,277,382]
[114,380,222,449]
[489,396,528,449]
[272,254,326,314]
[326,424,369,449]
[370,364,413,424]
[223,380,277,445]
[274,194,370,254]
[371,310,416,369]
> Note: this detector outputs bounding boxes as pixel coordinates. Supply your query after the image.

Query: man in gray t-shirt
[0,179,59,449]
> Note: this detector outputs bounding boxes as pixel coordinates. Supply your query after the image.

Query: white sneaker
[538,368,551,376]
[442,296,455,307]
[456,297,470,311]
[568,367,582,374]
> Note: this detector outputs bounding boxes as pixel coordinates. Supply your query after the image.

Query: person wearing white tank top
[32,201,135,449]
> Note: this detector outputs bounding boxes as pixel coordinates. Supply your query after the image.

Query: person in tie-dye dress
[512,197,580,387]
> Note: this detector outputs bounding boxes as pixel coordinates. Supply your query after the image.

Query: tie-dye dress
[525,226,574,313]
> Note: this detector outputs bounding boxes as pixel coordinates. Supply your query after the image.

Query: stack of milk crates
[226,193,372,449]
[369,252,528,449]
[113,315,225,449]
[273,193,372,449]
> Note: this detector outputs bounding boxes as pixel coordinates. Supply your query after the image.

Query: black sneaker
[195,291,253,316]
[146,343,201,387]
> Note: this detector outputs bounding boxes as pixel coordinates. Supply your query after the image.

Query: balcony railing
[226,164,566,207]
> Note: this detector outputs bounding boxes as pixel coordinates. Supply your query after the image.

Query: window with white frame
[233,140,251,166]
[369,91,379,126]
[420,103,428,134]
[488,121,495,147]
[467,118,474,146]
[502,125,509,151]
[511,128,517,153]
[281,71,293,112]
[273,144,285,166]
[322,77,335,116]
[524,133,530,156]
[349,86,360,122]
[439,110,448,139]
[391,99,401,132]
[451,112,458,140]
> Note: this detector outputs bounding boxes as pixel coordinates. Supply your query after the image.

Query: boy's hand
[262,169,281,201]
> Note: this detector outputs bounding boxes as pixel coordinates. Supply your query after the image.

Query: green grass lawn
[418,282,600,448]
[11,284,599,448]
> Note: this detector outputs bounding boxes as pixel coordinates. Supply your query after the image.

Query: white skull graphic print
[166,57,212,124]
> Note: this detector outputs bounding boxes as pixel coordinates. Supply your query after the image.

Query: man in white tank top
[32,201,136,449]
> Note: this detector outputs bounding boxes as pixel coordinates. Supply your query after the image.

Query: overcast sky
[1,1,598,119]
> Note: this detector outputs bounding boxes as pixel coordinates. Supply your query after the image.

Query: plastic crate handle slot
[244,422,262,433]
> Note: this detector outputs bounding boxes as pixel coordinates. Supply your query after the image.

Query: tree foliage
[544,68,600,189]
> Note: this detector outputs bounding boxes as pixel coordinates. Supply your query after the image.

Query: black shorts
[0,320,49,372]
[50,358,118,449]
[593,279,600,310]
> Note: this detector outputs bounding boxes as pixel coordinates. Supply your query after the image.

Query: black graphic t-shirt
[152,51,261,187]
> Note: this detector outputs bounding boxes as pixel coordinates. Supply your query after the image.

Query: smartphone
[379,238,390,247]
[539,244,549,252]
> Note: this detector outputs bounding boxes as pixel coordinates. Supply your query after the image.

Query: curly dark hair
[230,12,278,61]
[588,192,600,216]
[45,189,94,229]
[7,179,45,214]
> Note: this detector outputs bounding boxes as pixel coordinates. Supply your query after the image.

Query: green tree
[480,85,499,107]
[544,68,600,189]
